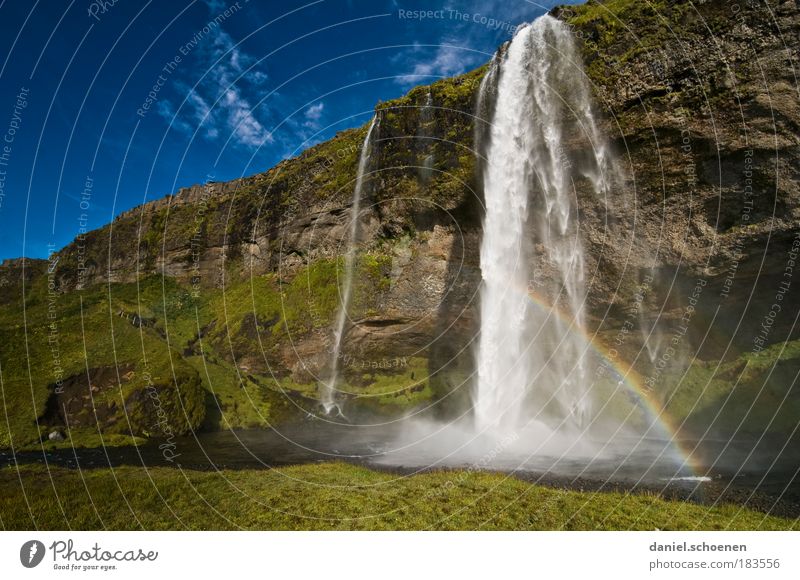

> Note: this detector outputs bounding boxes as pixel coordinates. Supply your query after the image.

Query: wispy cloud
[222,88,270,146]
[393,0,541,87]
[394,44,477,86]
[162,27,272,148]
[157,99,193,134]
[445,0,539,28]
[201,0,227,13]
[303,102,325,127]
[248,70,269,85]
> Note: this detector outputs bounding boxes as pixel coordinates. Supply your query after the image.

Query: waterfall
[474,15,611,435]
[321,116,378,415]
[380,16,689,477]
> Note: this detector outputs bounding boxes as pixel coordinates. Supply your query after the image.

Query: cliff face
[561,0,800,349]
[1,0,799,448]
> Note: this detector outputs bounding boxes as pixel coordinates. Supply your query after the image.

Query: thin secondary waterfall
[321,116,378,415]
[474,15,611,435]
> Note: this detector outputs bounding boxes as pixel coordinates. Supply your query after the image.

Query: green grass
[0,462,793,530]
[33,431,146,451]
[561,0,696,92]
[192,254,391,358]
[0,276,205,449]
[4,263,799,450]
[663,340,800,436]
[342,356,434,409]
[184,355,273,430]
[0,259,417,450]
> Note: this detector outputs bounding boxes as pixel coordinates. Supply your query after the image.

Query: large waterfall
[376,15,690,479]
[474,15,611,436]
[321,117,378,415]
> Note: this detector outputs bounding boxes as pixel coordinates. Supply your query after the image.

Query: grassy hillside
[0,261,429,450]
[1,462,793,530]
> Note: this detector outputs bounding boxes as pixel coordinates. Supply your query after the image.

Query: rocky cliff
[1,0,798,449]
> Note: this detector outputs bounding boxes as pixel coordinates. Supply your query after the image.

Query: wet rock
[48,430,65,442]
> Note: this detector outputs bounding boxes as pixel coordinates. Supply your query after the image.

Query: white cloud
[297,102,326,139]
[201,0,227,13]
[162,28,272,148]
[395,44,478,86]
[156,99,192,134]
[248,70,269,85]
[186,89,210,119]
[206,31,271,85]
[222,88,271,147]
[304,102,325,123]
[392,0,542,88]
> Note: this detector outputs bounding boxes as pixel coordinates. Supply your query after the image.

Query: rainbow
[519,285,700,476]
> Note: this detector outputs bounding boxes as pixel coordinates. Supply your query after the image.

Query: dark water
[3,419,799,517]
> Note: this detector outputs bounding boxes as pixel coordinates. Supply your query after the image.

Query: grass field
[0,462,795,531]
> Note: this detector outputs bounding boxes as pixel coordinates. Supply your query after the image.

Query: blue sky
[0,0,563,260]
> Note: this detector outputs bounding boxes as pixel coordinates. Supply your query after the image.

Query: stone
[48,430,65,442]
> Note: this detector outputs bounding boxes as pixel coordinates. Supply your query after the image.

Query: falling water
[321,117,378,415]
[640,290,665,364]
[474,15,612,435]
[376,15,691,478]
